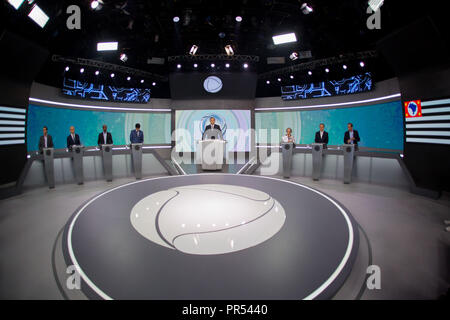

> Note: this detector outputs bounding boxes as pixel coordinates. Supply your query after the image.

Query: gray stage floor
[0,174,449,299]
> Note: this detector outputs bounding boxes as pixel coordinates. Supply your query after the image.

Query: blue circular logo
[407,101,418,116]
[203,76,223,93]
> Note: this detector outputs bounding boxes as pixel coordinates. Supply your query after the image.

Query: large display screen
[170,73,257,100]
[27,104,171,151]
[255,100,404,150]
[175,109,251,152]
[281,73,372,101]
[62,78,151,103]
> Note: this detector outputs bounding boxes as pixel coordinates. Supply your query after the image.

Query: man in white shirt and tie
[314,123,329,149]
[38,126,54,152]
[66,126,81,151]
[97,124,113,147]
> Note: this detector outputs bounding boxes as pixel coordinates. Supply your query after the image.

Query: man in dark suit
[130,123,144,144]
[97,124,113,147]
[344,123,360,150]
[38,126,54,152]
[204,117,221,132]
[67,126,81,150]
[315,123,329,149]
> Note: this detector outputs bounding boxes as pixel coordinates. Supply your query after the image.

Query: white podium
[197,139,227,170]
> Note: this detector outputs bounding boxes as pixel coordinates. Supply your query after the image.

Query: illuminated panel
[0,106,26,146]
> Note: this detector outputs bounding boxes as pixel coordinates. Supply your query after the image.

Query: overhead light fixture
[277,78,281,82]
[80,68,85,73]
[290,75,294,79]
[140,79,144,84]
[343,64,348,70]
[289,52,299,61]
[210,63,215,68]
[119,53,128,62]
[97,42,118,51]
[189,45,198,55]
[193,63,198,68]
[7,0,26,10]
[243,63,249,69]
[325,68,330,73]
[127,76,131,81]
[235,16,242,22]
[225,45,234,56]
[360,61,365,67]
[225,63,230,68]
[308,71,312,76]
[152,82,156,86]
[28,4,50,28]
[95,70,100,75]
[91,0,103,10]
[272,33,297,45]
[110,73,115,78]
[266,80,270,84]
[65,66,70,72]
[177,64,181,69]
[301,3,313,15]
[173,16,180,23]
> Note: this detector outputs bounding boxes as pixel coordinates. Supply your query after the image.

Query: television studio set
[0,0,449,314]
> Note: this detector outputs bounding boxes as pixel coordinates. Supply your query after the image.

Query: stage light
[235,16,242,22]
[189,45,198,55]
[301,3,313,15]
[177,64,181,69]
[272,33,297,45]
[193,63,198,68]
[152,82,156,86]
[28,4,50,28]
[289,52,299,60]
[120,53,128,62]
[80,68,85,73]
[211,63,215,68]
[290,75,294,79]
[266,80,270,84]
[360,61,365,67]
[343,64,348,70]
[225,63,230,68]
[225,45,234,56]
[140,80,144,84]
[277,78,281,82]
[173,16,180,23]
[95,70,100,75]
[90,1,103,10]
[7,0,25,10]
[308,70,312,75]
[97,42,118,51]
[243,63,249,69]
[110,73,115,78]
[65,66,70,72]
[325,68,330,73]
[127,76,131,81]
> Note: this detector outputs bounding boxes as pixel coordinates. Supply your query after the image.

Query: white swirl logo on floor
[130,184,286,255]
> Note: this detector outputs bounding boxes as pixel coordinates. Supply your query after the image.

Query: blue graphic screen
[255,100,404,150]
[281,73,372,100]
[62,78,151,103]
[27,104,171,151]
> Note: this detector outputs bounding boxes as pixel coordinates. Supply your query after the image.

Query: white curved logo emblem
[203,76,223,93]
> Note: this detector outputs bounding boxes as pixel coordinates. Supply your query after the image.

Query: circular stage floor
[62,174,359,300]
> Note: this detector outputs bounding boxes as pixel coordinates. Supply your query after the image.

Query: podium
[72,145,84,185]
[311,143,323,181]
[343,144,355,184]
[131,143,143,179]
[43,148,55,189]
[281,143,294,178]
[198,139,227,170]
[101,144,113,181]
[202,128,223,140]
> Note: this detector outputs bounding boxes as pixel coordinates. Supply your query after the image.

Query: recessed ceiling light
[225,63,230,68]
[110,73,115,78]
[308,71,312,75]
[80,68,84,73]
[360,61,365,67]
[343,64,348,70]
[140,79,144,83]
[266,80,270,84]
[173,16,180,23]
[235,16,243,22]
[177,64,181,69]
[277,78,281,82]
[290,75,294,79]
[243,63,248,69]
[325,68,330,73]
[211,63,215,68]
[127,76,131,81]
[95,70,100,75]
[152,82,156,86]
[65,66,70,72]
[193,63,198,68]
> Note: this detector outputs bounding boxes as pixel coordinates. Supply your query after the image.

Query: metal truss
[258,50,378,79]
[168,54,260,62]
[52,55,168,82]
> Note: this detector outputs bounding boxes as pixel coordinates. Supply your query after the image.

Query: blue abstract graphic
[62,78,151,103]
[281,73,372,101]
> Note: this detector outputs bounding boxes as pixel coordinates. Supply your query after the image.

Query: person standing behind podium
[67,126,81,151]
[204,117,221,132]
[344,123,360,150]
[97,124,113,147]
[38,126,54,152]
[315,123,329,149]
[130,123,144,144]
[281,128,296,145]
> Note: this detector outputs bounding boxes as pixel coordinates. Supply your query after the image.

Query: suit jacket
[344,130,360,146]
[204,124,221,131]
[130,129,144,144]
[315,131,329,146]
[97,132,113,145]
[38,135,54,151]
[67,133,81,150]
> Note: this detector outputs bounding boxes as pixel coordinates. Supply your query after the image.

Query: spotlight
[225,45,234,56]
[211,63,215,68]
[95,70,100,76]
[177,64,181,69]
[28,4,50,28]
[277,78,281,82]
[119,53,128,62]
[289,52,299,61]
[308,71,312,75]
[301,3,313,15]
[343,64,348,70]
[266,80,270,84]
[127,76,131,81]
[225,63,230,68]
[90,1,103,10]
[97,42,118,51]
[243,63,249,69]
[290,75,294,79]
[65,66,70,72]
[193,63,198,68]
[189,45,198,55]
[173,16,180,23]
[80,68,85,73]
[140,80,144,84]
[152,82,156,86]
[7,0,25,10]
[272,32,297,45]
[235,16,243,22]
[325,68,330,73]
[360,61,365,67]
[110,73,115,78]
